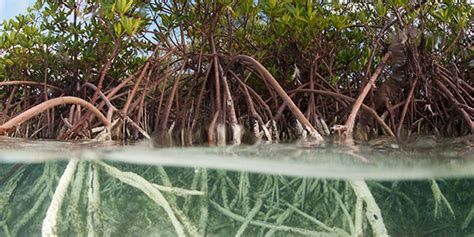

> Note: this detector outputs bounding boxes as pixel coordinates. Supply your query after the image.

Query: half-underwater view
[0,0,473,236]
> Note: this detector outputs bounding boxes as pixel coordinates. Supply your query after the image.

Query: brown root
[0,96,110,135]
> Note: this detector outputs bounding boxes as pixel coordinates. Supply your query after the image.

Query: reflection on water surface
[0,136,472,180]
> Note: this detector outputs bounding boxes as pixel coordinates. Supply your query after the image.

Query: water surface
[0,136,472,180]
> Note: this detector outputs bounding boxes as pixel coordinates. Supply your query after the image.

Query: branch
[345,52,392,138]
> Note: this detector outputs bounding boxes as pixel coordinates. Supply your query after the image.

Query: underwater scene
[0,136,472,237]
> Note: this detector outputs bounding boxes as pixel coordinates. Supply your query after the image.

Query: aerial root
[344,52,392,139]
[0,97,110,135]
[216,123,226,146]
[231,124,242,145]
[263,120,275,142]
[231,55,323,141]
[295,120,308,138]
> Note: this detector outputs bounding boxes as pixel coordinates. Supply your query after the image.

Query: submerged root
[96,161,186,236]
[0,165,25,214]
[87,163,103,237]
[350,180,388,237]
[5,163,56,236]
[430,179,455,218]
[210,200,328,236]
[152,184,204,197]
[462,204,474,229]
[1,159,470,236]
[11,176,52,237]
[235,197,263,237]
[285,203,350,236]
[66,161,87,235]
[331,187,355,235]
[354,197,363,237]
[199,168,209,236]
[42,159,80,236]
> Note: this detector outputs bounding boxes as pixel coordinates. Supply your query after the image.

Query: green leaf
[120,16,141,36]
[114,23,123,36]
[376,0,386,16]
[161,14,171,27]
[225,5,236,16]
[358,11,368,24]
[8,31,17,43]
[269,0,276,9]
[125,0,134,14]
[12,21,20,31]
[131,18,143,35]
[120,16,132,35]
[307,0,313,16]
[120,0,127,14]
[4,58,14,66]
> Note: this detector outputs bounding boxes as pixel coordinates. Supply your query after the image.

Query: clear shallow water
[0,136,473,236]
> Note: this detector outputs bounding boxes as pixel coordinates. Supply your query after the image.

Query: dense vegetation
[0,1,473,236]
[0,0,471,142]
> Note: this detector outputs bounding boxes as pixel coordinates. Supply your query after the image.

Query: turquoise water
[0,136,473,236]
